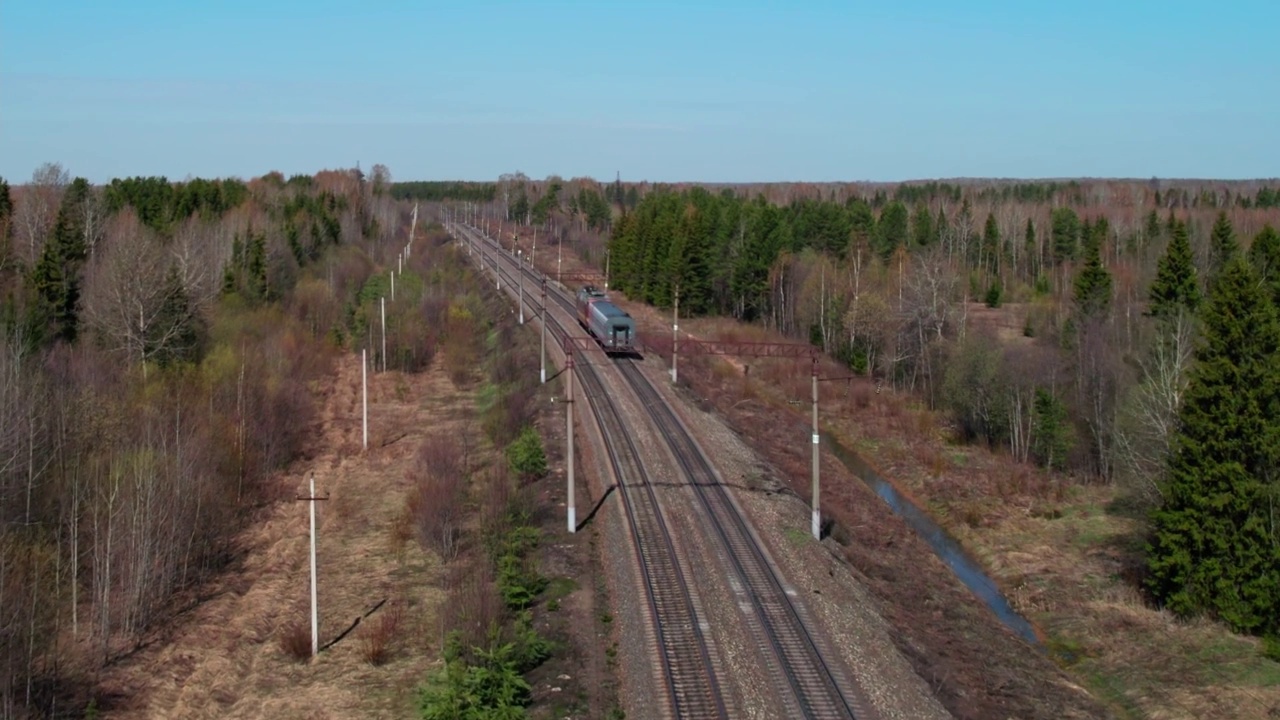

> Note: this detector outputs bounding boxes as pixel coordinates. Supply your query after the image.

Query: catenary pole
[811,356,821,540]
[566,349,576,533]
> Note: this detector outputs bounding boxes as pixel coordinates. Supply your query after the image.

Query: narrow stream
[821,431,1042,647]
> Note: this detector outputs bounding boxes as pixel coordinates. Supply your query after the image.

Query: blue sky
[2,0,1276,184]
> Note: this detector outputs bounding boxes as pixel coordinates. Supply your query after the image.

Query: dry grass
[91,353,474,719]
[405,433,466,562]
[278,620,313,663]
[360,600,404,666]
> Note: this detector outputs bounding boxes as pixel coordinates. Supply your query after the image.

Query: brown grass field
[90,341,616,719]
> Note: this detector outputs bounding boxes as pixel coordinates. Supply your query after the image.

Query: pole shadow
[574,483,617,532]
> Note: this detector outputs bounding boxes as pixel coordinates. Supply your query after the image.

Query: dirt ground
[91,347,617,719]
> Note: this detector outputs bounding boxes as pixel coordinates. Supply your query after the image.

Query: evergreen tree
[982,212,1001,274]
[150,267,204,367]
[1051,207,1080,263]
[1248,225,1280,306]
[935,207,949,246]
[911,203,934,247]
[876,201,908,261]
[0,177,11,237]
[1146,255,1280,636]
[1031,388,1071,470]
[1073,222,1112,321]
[30,178,93,344]
[1209,211,1239,278]
[1145,209,1161,241]
[1147,220,1201,318]
[1024,217,1037,276]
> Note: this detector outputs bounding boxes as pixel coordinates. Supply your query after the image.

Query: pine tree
[911,203,934,247]
[1145,209,1161,241]
[1146,255,1280,636]
[934,207,949,246]
[1147,220,1201,318]
[30,178,92,344]
[1073,222,1112,321]
[1031,388,1071,470]
[1024,218,1037,277]
[1051,207,1080,263]
[1248,224,1280,306]
[982,212,1000,274]
[1209,210,1239,277]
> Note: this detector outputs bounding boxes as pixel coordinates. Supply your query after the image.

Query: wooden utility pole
[296,473,329,658]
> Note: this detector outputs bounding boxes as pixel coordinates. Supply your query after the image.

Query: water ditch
[820,431,1042,647]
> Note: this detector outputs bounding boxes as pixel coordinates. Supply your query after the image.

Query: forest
[3,163,1279,715]
[453,172,1280,646]
[0,161,429,716]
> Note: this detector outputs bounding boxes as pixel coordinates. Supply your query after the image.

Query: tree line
[468,172,1279,646]
[0,161,417,715]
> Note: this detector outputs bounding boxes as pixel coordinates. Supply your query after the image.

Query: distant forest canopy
[392,175,1280,210]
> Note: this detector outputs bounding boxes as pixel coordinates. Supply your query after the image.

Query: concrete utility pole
[540,277,547,384]
[671,286,680,383]
[296,473,329,658]
[566,349,576,533]
[518,251,525,324]
[557,234,563,284]
[811,357,820,540]
[408,203,418,259]
[362,349,368,451]
[390,270,395,303]
[532,226,537,266]
[605,249,610,292]
[381,297,387,372]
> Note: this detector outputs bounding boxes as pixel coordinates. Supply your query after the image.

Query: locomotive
[575,286,637,354]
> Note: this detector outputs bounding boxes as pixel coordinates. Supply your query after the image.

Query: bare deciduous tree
[14,162,70,265]
[82,212,197,372]
[1113,312,1197,501]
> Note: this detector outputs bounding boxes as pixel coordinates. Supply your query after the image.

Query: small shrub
[406,434,465,561]
[984,281,1003,308]
[1262,635,1280,662]
[851,383,873,409]
[498,553,548,610]
[506,426,548,482]
[361,600,404,666]
[419,639,532,719]
[439,562,505,653]
[507,611,552,672]
[278,620,312,662]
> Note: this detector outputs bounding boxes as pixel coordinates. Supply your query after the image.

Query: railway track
[454,222,728,720]
[457,221,873,719]
[619,360,869,719]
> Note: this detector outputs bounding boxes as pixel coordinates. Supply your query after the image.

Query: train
[575,285,637,354]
